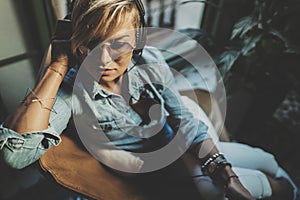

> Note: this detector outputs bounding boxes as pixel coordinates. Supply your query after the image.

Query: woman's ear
[78,46,90,55]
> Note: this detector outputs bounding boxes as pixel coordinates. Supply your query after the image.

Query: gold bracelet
[48,66,63,77]
[224,175,239,189]
[31,97,55,103]
[227,175,239,182]
[21,88,58,114]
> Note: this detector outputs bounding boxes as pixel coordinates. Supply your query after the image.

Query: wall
[0,0,52,116]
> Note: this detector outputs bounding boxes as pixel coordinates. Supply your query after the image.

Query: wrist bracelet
[48,66,63,77]
[227,175,239,182]
[224,175,239,189]
[202,152,225,169]
[202,153,232,176]
[21,88,58,114]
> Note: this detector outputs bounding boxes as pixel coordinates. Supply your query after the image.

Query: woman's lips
[100,68,115,75]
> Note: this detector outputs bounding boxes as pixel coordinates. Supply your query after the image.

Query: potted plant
[215,0,300,135]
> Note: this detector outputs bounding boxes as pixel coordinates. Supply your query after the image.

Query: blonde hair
[70,0,140,55]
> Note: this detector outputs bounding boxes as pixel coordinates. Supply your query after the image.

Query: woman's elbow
[1,148,37,170]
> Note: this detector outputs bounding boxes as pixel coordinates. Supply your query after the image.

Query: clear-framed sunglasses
[79,38,136,60]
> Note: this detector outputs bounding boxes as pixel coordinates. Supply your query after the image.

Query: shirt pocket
[95,118,125,131]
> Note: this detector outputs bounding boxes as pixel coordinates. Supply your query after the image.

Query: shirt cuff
[0,124,61,150]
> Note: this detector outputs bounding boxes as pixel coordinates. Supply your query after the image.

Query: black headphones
[133,0,147,55]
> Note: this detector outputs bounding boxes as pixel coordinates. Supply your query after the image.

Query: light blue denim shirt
[0,46,209,169]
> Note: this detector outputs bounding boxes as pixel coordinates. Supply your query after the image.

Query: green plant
[217,0,300,94]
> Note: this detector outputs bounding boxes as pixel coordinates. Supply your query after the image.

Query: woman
[0,0,297,199]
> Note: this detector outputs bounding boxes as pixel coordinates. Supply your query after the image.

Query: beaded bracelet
[202,152,225,169]
[202,153,232,176]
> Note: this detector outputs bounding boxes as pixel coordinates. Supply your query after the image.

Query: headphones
[133,0,147,55]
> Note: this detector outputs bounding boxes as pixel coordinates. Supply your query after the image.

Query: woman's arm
[7,61,68,133]
[0,39,73,169]
[7,19,74,132]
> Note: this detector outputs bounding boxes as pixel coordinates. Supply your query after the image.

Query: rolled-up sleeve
[0,93,71,169]
[0,125,61,169]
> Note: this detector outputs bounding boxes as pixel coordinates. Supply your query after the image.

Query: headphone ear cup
[133,0,146,55]
[134,26,146,55]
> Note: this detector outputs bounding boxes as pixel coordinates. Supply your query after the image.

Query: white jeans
[182,96,298,199]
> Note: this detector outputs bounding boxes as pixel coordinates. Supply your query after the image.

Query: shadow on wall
[0,94,7,121]
[0,0,53,115]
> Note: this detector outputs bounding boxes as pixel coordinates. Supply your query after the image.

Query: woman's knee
[219,142,279,174]
[233,167,272,199]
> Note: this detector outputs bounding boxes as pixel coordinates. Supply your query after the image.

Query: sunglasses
[79,38,135,60]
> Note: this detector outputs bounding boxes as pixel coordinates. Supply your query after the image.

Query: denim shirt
[0,46,209,169]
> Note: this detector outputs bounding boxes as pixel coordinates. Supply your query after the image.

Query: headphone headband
[135,0,145,16]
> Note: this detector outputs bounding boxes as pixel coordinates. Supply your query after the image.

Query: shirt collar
[91,81,111,99]
[76,67,110,99]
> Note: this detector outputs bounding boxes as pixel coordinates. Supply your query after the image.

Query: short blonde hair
[70,0,140,54]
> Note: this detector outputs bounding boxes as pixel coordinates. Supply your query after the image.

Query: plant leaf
[242,34,262,56]
[268,29,300,54]
[216,51,241,77]
[284,46,300,54]
[231,16,259,40]
[269,29,287,43]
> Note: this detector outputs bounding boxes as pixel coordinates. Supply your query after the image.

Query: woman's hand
[225,176,255,200]
[51,39,74,67]
[50,19,75,68]
[220,166,255,200]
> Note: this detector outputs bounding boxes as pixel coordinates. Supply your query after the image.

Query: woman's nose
[100,45,112,66]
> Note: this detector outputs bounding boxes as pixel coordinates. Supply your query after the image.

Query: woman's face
[80,20,136,84]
